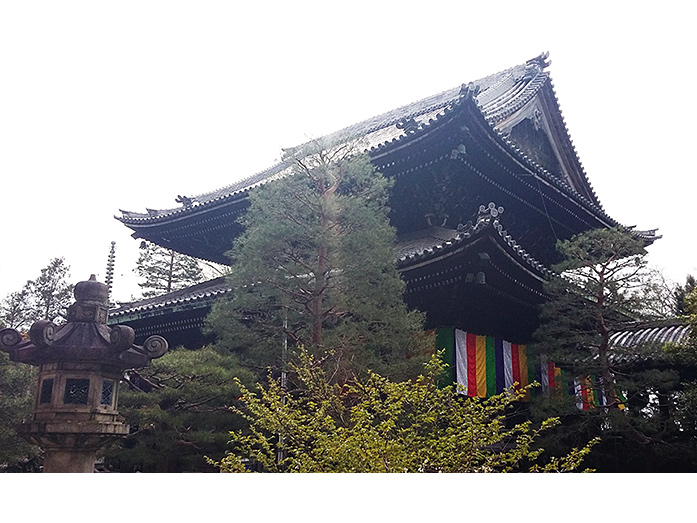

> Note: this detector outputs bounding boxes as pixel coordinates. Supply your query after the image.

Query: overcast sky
[0,1,694,303]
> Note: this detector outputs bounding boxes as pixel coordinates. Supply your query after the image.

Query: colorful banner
[437,328,531,399]
[574,375,626,411]
[435,328,627,410]
[540,359,567,396]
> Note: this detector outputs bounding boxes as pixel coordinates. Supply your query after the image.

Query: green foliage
[0,351,40,470]
[674,275,696,316]
[0,258,72,469]
[534,228,647,376]
[633,267,682,320]
[213,350,596,473]
[667,288,697,439]
[531,229,697,471]
[104,346,254,472]
[683,286,697,352]
[0,290,30,330]
[207,143,428,383]
[135,241,204,298]
[1,257,73,330]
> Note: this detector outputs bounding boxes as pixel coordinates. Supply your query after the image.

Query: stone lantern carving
[0,275,168,473]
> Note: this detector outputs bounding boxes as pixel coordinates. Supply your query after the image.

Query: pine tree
[103,346,253,472]
[134,242,204,298]
[0,289,30,330]
[534,228,648,402]
[531,228,697,471]
[0,257,73,330]
[206,141,428,383]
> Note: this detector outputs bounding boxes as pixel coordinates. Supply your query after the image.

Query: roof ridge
[118,56,548,221]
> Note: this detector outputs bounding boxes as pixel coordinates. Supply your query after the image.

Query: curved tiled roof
[110,202,553,319]
[604,319,693,366]
[119,52,604,229]
[396,202,553,279]
[610,322,691,348]
[108,276,230,321]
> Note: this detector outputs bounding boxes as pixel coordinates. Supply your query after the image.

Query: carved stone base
[18,421,129,473]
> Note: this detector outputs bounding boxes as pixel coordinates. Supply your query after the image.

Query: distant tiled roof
[603,319,692,367]
[610,321,691,348]
[108,276,230,321]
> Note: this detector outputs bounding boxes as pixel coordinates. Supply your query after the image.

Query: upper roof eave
[117,54,564,226]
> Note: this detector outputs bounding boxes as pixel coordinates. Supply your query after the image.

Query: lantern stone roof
[1,276,168,368]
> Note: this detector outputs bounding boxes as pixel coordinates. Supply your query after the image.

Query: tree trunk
[596,268,619,409]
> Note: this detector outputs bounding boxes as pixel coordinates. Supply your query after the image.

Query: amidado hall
[110,53,658,360]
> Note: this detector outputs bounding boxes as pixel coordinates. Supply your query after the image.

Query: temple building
[111,53,658,353]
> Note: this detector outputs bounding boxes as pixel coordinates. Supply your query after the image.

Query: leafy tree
[674,275,696,316]
[684,287,697,347]
[0,290,30,330]
[0,258,72,469]
[213,350,596,473]
[135,241,204,298]
[531,228,697,471]
[207,141,428,383]
[0,257,73,331]
[0,346,40,471]
[633,267,681,320]
[103,346,254,472]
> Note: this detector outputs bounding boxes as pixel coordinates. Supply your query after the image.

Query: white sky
[1,1,695,303]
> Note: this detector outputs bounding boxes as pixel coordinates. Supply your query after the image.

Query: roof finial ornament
[526,51,551,69]
[478,202,504,218]
[176,195,194,207]
[458,82,478,99]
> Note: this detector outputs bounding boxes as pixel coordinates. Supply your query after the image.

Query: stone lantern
[0,275,168,473]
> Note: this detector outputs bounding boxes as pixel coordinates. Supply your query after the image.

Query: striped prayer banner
[574,375,626,411]
[436,330,629,410]
[540,358,566,397]
[448,329,530,399]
